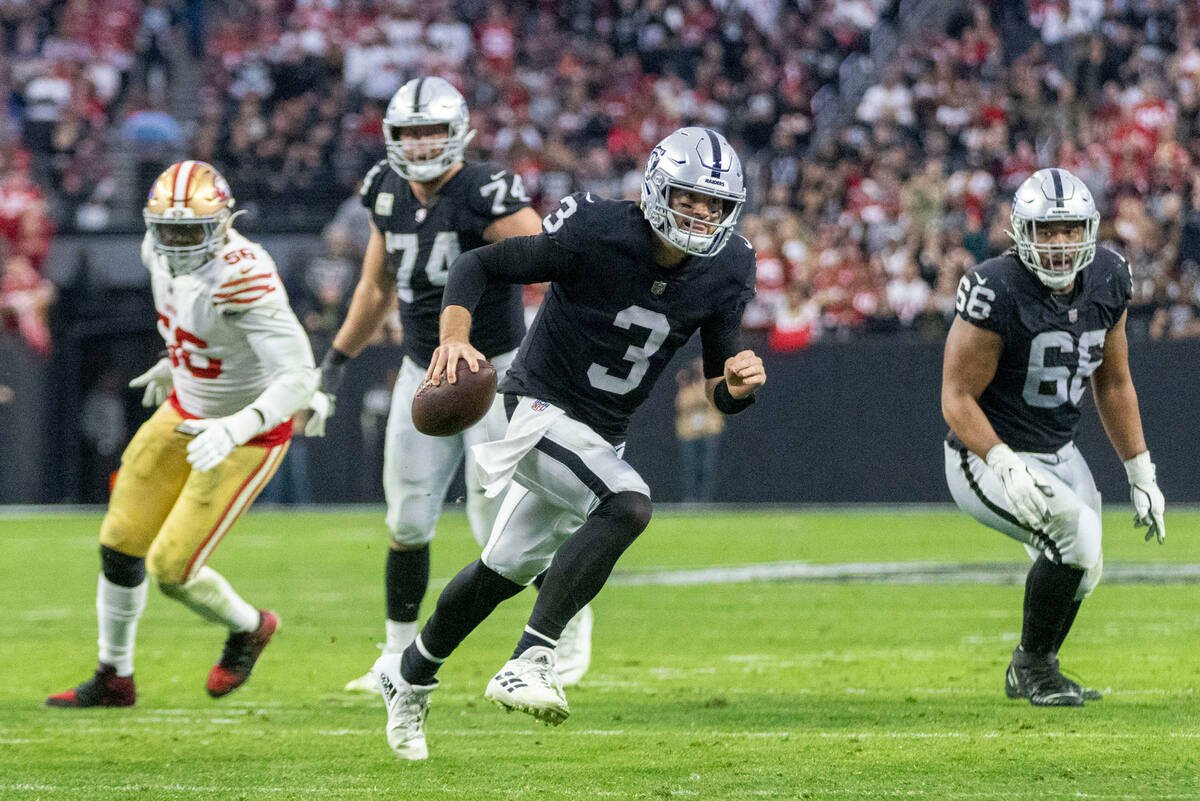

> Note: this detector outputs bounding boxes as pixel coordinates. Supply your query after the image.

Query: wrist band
[713,379,755,414]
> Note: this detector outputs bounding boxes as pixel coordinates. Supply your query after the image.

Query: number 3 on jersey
[385,232,460,302]
[587,305,670,395]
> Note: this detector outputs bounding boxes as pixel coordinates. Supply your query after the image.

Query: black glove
[319,347,351,396]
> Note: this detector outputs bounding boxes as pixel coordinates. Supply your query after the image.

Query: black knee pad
[100,545,146,588]
[596,491,653,538]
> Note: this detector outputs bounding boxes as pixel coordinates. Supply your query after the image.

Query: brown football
[411,358,498,437]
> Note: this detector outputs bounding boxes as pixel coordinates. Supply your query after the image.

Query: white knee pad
[1060,504,1102,573]
[386,498,438,547]
[1077,550,1103,599]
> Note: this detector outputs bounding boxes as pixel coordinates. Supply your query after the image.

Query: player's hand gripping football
[426,340,486,386]
[723,350,766,398]
[985,444,1054,531]
[129,358,173,408]
[176,407,265,472]
[1124,452,1166,544]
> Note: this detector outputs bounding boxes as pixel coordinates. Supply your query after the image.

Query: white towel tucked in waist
[471,397,566,497]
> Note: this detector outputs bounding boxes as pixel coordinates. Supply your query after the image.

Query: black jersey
[955,247,1132,452]
[500,193,757,442]
[359,159,529,365]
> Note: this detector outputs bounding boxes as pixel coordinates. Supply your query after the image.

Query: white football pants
[944,439,1103,599]
[481,396,651,586]
[383,350,516,548]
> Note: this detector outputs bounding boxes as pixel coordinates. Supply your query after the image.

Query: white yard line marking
[610,561,1200,586]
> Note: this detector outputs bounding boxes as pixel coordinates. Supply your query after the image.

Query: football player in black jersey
[370,127,765,759]
[311,77,599,694]
[942,168,1166,707]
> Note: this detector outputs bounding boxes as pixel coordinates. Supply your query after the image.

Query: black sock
[1020,555,1085,658]
[1053,600,1083,655]
[531,571,546,590]
[386,545,429,623]
[400,560,524,685]
[515,491,651,659]
[100,545,145,587]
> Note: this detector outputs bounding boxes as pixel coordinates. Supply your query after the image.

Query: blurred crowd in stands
[2,0,1200,358]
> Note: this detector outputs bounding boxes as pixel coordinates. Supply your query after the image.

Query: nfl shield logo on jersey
[1068,308,1078,322]
[531,399,550,412]
[651,281,667,295]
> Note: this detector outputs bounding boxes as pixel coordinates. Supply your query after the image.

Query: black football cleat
[206,610,278,698]
[46,663,136,708]
[1006,655,1102,702]
[1004,652,1084,707]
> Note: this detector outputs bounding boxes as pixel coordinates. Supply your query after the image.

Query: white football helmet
[383,77,475,182]
[144,160,236,276]
[641,127,746,257]
[1008,168,1099,290]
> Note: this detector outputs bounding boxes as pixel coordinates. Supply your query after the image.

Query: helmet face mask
[1008,168,1099,290]
[384,77,475,182]
[144,161,235,276]
[642,127,746,257]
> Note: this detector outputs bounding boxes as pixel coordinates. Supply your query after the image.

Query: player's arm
[1091,309,1165,542]
[179,305,318,472]
[699,302,765,412]
[941,316,1004,458]
[481,206,543,241]
[942,316,1053,529]
[431,233,574,383]
[1090,310,1146,460]
[319,221,396,395]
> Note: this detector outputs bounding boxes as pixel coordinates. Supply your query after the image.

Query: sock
[386,545,429,624]
[511,626,557,659]
[384,620,418,653]
[159,566,260,632]
[399,560,524,685]
[1020,555,1085,657]
[531,571,546,590]
[1053,600,1083,655]
[520,491,650,651]
[97,574,148,677]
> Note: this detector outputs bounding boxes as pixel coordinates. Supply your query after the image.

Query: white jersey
[143,230,317,422]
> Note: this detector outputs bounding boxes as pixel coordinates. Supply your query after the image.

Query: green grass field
[2,507,1199,800]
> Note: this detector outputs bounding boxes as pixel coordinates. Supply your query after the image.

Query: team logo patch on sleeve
[375,192,394,216]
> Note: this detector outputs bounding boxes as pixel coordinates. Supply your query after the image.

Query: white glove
[129,358,173,407]
[1124,451,1166,544]
[303,391,335,437]
[986,443,1054,531]
[176,407,265,472]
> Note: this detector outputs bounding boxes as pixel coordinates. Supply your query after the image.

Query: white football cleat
[555,604,593,687]
[374,653,435,760]
[484,645,569,726]
[344,668,381,694]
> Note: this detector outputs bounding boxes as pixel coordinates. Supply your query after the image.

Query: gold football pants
[99,403,288,584]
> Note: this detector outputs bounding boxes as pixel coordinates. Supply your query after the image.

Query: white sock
[163,566,260,632]
[385,620,419,653]
[97,574,148,678]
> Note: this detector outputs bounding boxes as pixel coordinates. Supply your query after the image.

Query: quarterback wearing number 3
[942,168,1165,707]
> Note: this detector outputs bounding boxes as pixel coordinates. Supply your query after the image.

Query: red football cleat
[206,610,278,698]
[46,663,136,708]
